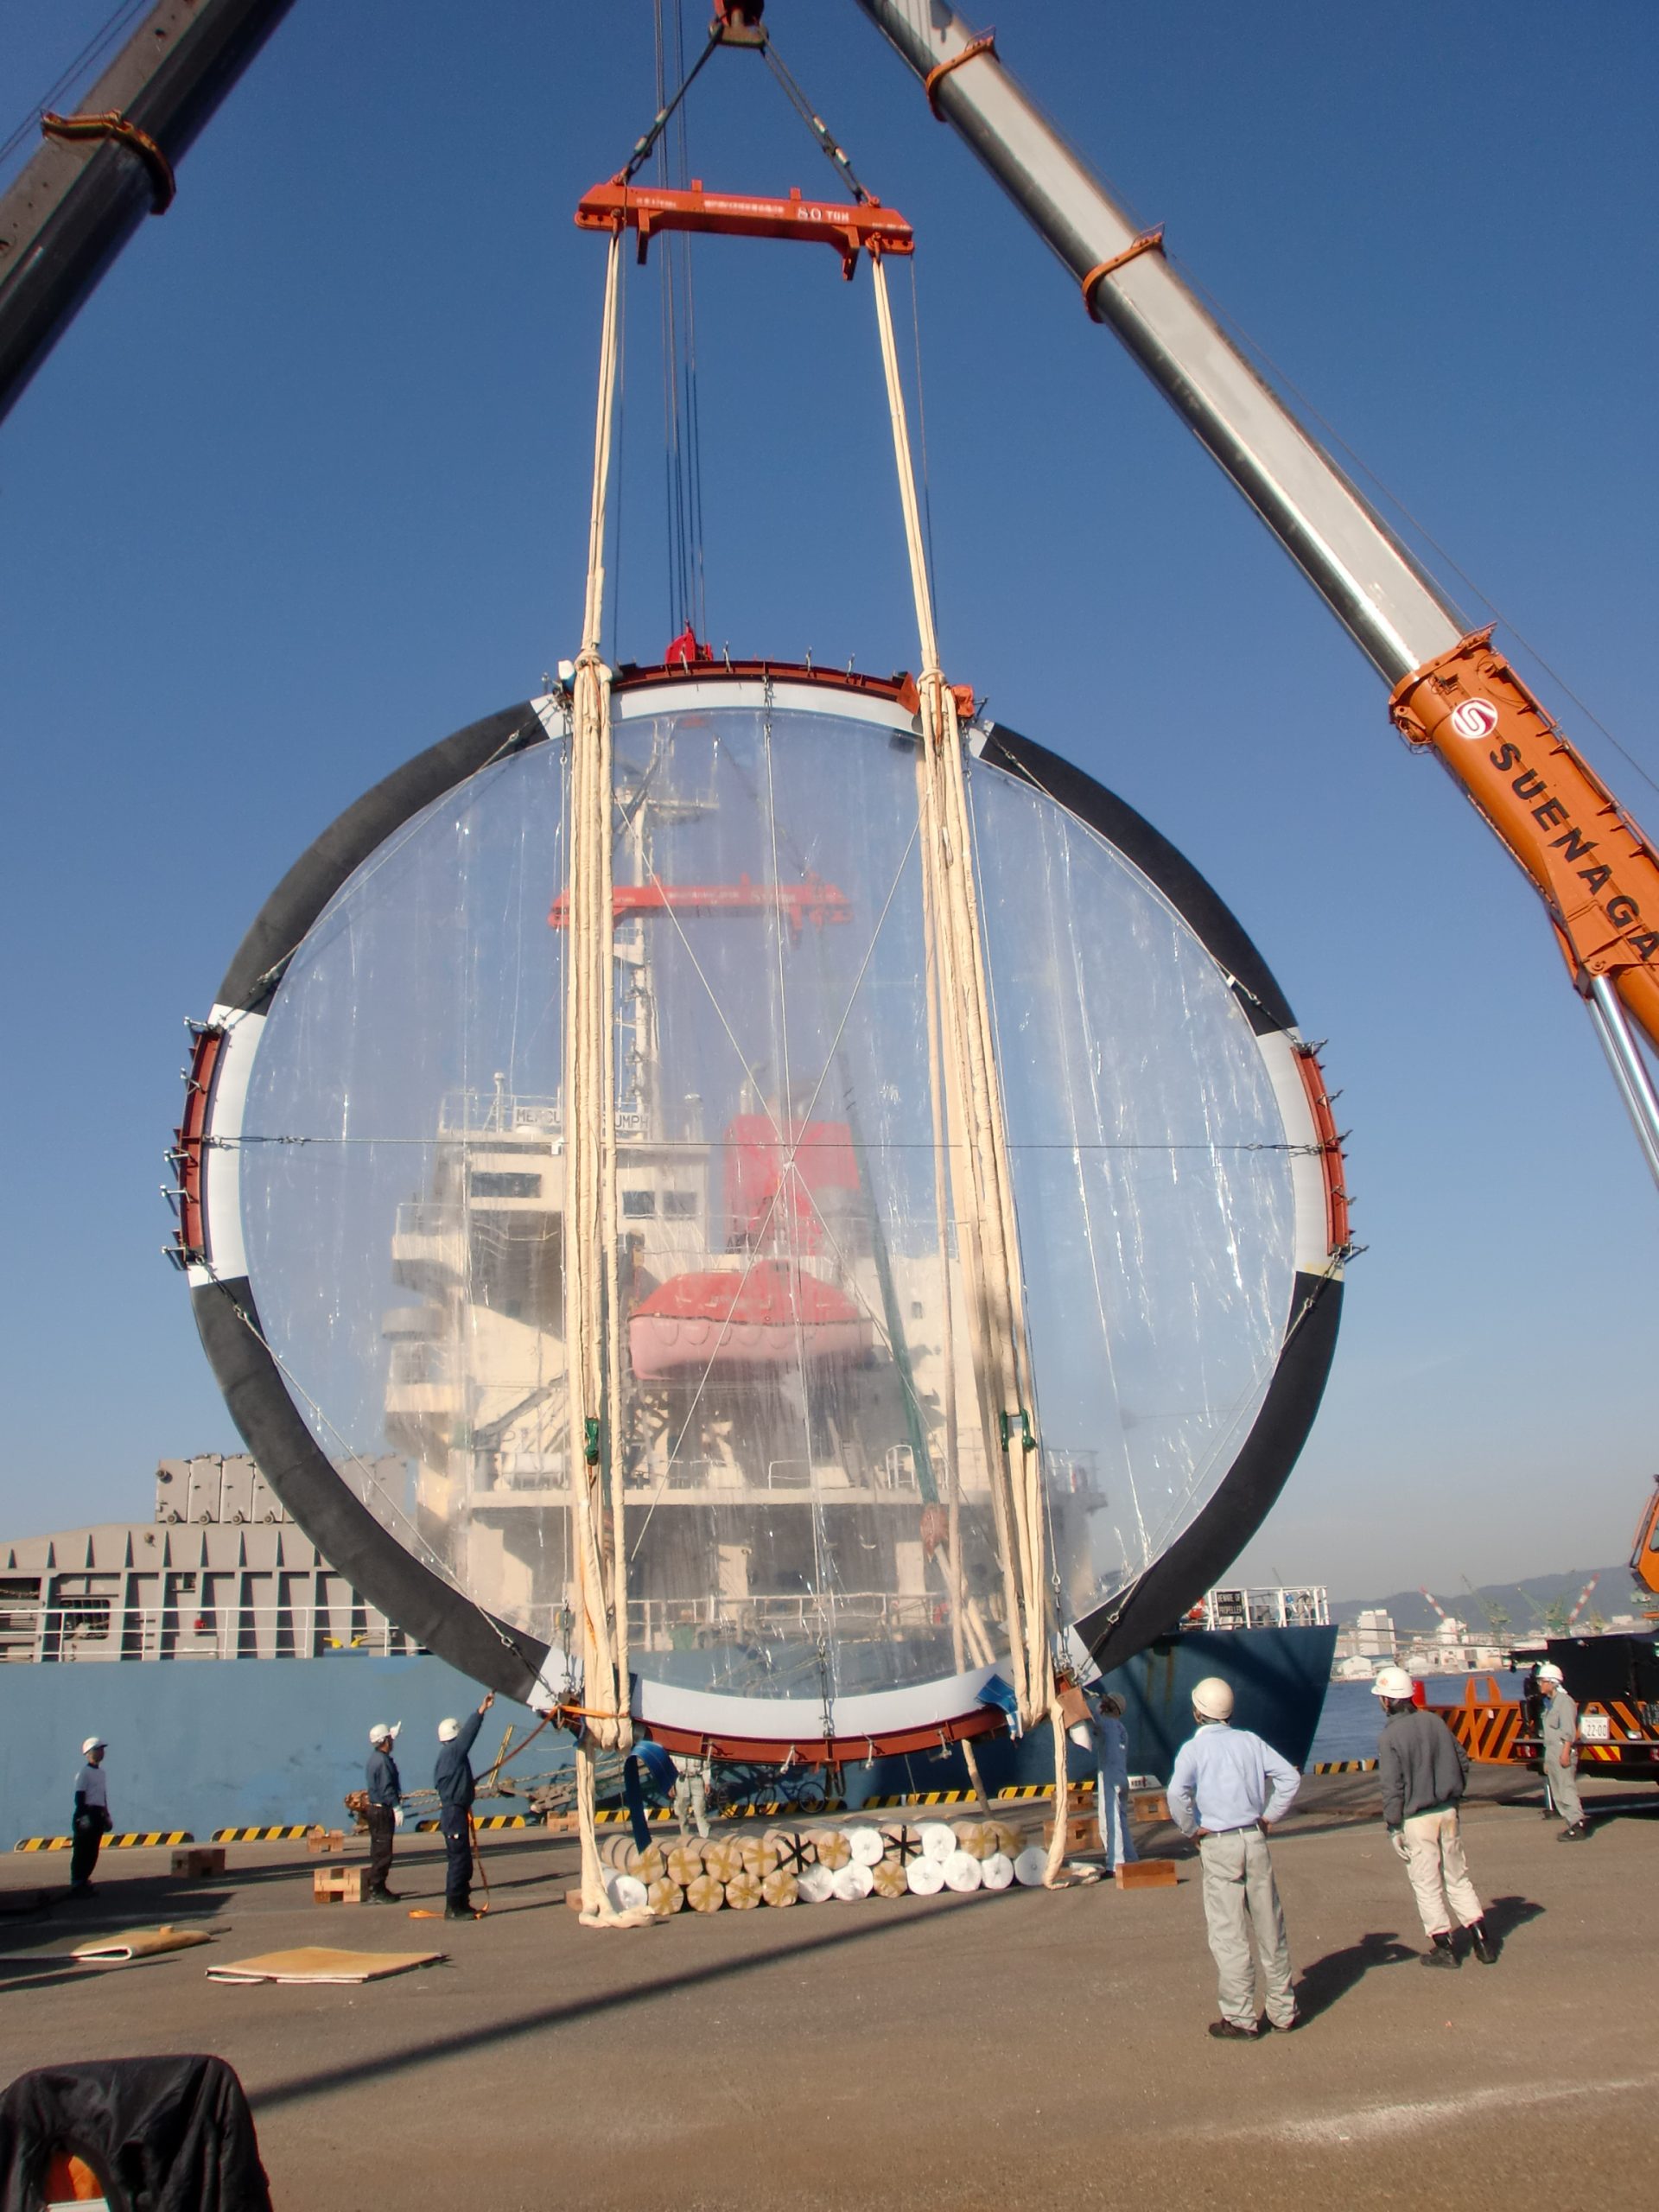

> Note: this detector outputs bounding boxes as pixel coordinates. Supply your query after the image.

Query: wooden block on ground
[543,1813,577,1835]
[1116,1859,1178,1891]
[312,1865,370,1905]
[306,1828,346,1856]
[1043,1815,1097,1853]
[170,1847,226,1878]
[1129,1791,1169,1824]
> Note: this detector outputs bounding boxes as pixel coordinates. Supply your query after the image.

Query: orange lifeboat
[629,1261,871,1380]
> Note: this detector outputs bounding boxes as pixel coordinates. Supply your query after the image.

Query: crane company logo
[1451,699,1501,741]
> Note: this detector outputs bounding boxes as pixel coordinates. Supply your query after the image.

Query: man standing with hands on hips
[1167,1676,1301,2040]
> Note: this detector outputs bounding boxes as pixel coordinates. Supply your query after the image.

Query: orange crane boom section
[1392,639,1659,1052]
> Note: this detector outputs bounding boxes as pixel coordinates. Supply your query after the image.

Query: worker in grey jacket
[363,1723,403,1903]
[1166,1676,1301,2040]
[434,1692,493,1918]
[1372,1667,1494,1967]
[1537,1662,1590,1839]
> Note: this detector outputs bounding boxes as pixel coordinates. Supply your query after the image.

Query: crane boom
[0,0,296,428]
[854,0,1659,1180]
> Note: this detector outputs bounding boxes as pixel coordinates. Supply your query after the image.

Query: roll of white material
[832,1860,875,1901]
[797,1861,836,1903]
[918,1821,956,1863]
[845,1826,885,1867]
[1013,1845,1050,1886]
[906,1854,946,1896]
[980,1851,1014,1891]
[943,1850,982,1893]
[609,1872,649,1913]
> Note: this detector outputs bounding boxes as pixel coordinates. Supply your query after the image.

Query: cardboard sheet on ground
[73,1924,219,1962]
[207,1946,444,1984]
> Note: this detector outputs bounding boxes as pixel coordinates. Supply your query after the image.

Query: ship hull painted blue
[835,1625,1336,1806]
[0,1626,1332,1845]
[0,1655,546,1847]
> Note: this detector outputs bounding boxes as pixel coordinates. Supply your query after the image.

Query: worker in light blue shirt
[1166,1675,1301,2041]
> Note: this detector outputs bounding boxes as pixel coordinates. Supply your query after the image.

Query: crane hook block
[575,179,913,282]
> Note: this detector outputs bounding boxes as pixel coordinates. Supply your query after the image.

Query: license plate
[1580,1713,1611,1742]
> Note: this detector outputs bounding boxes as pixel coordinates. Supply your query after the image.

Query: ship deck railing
[0,1604,426,1664]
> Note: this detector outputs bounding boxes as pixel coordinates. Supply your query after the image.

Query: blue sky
[3,0,1656,1599]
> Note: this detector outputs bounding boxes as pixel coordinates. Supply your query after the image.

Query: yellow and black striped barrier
[412,1813,531,1833]
[1310,1759,1378,1775]
[213,1825,317,1842]
[15,1831,194,1852]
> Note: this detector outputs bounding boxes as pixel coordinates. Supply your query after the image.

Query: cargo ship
[0,1456,1331,1844]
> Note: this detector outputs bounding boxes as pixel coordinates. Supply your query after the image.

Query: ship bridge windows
[469,1171,543,1200]
[663,1190,698,1217]
[622,1189,657,1218]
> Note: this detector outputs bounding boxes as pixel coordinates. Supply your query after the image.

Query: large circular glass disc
[185,671,1338,1744]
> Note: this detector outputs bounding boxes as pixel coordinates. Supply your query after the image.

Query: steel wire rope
[1167,251,1659,810]
[0,0,149,175]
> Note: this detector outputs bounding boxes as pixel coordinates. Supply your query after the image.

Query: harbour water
[1308,1672,1522,1764]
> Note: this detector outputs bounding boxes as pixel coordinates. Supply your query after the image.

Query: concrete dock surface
[2,1770,1653,2211]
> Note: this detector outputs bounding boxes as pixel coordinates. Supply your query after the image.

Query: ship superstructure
[380,746,1104,1695]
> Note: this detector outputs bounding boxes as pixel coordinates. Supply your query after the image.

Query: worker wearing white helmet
[1372,1665,1494,1967]
[1166,1675,1302,2040]
[434,1692,494,1920]
[1535,1662,1590,1840]
[70,1736,111,1895]
[363,1722,404,1903]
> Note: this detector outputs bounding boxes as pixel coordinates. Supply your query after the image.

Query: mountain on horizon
[1330,1566,1641,1637]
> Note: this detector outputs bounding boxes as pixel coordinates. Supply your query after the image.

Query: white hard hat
[1191,1676,1234,1721]
[1370,1665,1416,1700]
[1536,1662,1565,1685]
[81,1737,105,1756]
[369,1723,392,1744]
[438,1717,461,1742]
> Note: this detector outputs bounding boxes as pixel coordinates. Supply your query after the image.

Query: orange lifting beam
[574,178,913,280]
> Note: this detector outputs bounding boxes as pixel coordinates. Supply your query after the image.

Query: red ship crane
[548,870,851,939]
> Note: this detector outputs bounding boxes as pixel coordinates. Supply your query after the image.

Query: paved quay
[2,1770,1652,2211]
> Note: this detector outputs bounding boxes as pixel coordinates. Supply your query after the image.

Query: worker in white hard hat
[1166,1675,1301,2039]
[1372,1666,1494,1967]
[69,1737,111,1895]
[1535,1662,1590,1840]
[1085,1688,1137,1872]
[363,1723,404,1903]
[434,1692,494,1919]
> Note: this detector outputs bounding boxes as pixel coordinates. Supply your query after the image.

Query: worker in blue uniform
[1166,1675,1301,2040]
[434,1691,494,1920]
[363,1722,403,1902]
[1087,1688,1137,1871]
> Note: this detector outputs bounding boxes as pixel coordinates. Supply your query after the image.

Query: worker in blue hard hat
[434,1692,494,1920]
[1535,1663,1591,1840]
[1372,1665,1494,1967]
[1166,1675,1301,2040]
